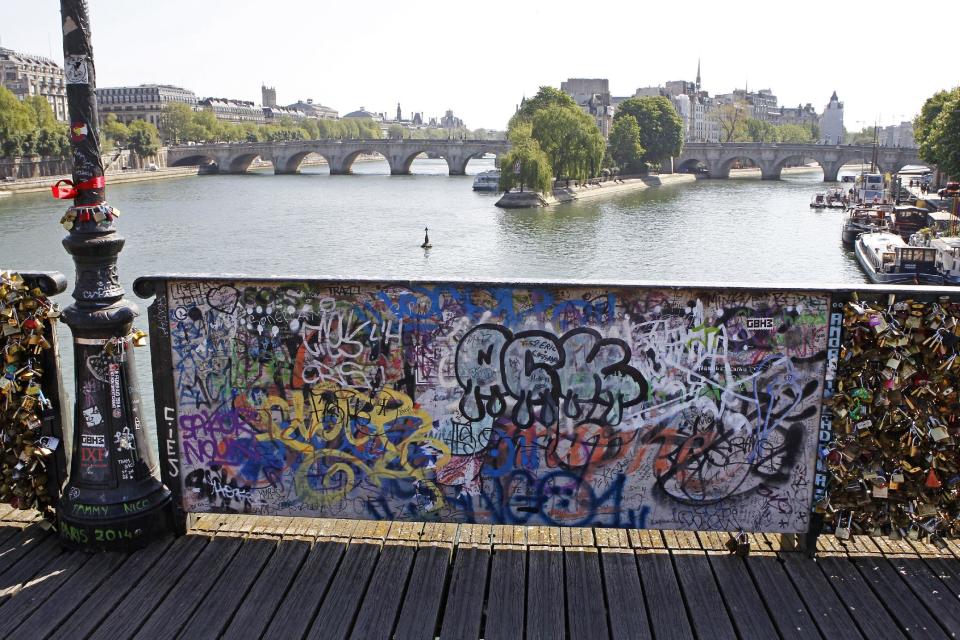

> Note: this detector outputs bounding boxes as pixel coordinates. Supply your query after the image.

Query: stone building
[97,84,197,126]
[819,91,844,144]
[261,85,277,108]
[287,99,338,120]
[198,98,266,124]
[0,47,68,122]
[879,121,916,148]
[561,78,613,138]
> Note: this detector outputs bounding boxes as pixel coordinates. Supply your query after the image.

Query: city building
[878,121,916,148]
[769,103,819,129]
[561,78,613,138]
[261,85,277,108]
[286,99,338,120]
[97,84,197,126]
[819,91,844,144]
[198,97,266,124]
[343,107,382,120]
[440,109,464,129]
[0,47,68,122]
[263,105,307,122]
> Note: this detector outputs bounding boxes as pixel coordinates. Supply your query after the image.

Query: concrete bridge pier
[821,160,843,183]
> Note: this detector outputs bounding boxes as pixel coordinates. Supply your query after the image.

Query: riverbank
[0,166,200,194]
[496,173,696,208]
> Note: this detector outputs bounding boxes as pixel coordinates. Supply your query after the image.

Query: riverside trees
[503,86,606,193]
[915,88,960,179]
[0,87,69,158]
[612,96,683,170]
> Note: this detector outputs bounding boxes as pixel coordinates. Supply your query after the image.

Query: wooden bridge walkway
[0,505,959,639]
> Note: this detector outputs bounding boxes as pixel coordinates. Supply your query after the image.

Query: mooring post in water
[55,0,171,551]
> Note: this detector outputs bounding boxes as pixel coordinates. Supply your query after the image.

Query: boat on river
[854,231,942,284]
[930,236,960,285]
[841,205,891,245]
[472,170,501,192]
[811,193,827,208]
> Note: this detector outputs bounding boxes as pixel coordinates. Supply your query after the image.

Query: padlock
[835,512,853,540]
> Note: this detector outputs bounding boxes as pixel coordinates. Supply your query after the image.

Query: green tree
[714,100,750,143]
[101,114,129,150]
[387,123,404,140]
[512,86,579,124]
[159,102,195,144]
[775,123,814,143]
[745,118,776,142]
[916,88,960,175]
[0,86,33,157]
[608,115,645,173]
[127,120,161,158]
[498,123,552,195]
[530,103,605,181]
[23,95,57,129]
[918,88,960,178]
[613,96,684,162]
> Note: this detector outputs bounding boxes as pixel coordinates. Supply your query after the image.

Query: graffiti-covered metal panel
[150,279,829,533]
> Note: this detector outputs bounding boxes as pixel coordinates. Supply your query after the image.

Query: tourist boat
[810,193,827,208]
[854,173,887,205]
[854,231,942,284]
[472,170,501,192]
[841,205,890,245]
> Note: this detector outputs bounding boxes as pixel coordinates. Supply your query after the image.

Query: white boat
[810,193,827,208]
[472,170,501,192]
[854,231,942,284]
[930,237,960,285]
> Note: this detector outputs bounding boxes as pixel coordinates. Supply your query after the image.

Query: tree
[102,114,129,149]
[498,123,552,195]
[613,96,684,162]
[23,95,57,129]
[916,88,960,175]
[745,118,776,142]
[127,120,161,158]
[776,123,814,143]
[512,86,578,125]
[715,100,749,143]
[387,123,404,140]
[919,88,960,178]
[159,102,195,144]
[530,104,605,181]
[608,115,645,173]
[0,86,32,157]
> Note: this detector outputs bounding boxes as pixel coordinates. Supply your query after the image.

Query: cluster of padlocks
[825,293,959,544]
[0,272,60,513]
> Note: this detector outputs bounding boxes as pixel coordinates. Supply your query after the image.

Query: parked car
[939,181,960,198]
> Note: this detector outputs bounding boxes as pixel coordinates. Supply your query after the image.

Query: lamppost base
[58,481,172,551]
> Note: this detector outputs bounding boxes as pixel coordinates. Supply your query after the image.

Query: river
[0,157,866,446]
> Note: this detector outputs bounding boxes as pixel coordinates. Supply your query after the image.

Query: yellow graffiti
[248,384,450,509]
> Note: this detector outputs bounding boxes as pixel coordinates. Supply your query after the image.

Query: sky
[3,0,958,131]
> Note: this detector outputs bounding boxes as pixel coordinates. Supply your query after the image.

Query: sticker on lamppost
[64,55,89,84]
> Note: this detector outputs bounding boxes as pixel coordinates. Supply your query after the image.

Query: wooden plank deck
[1,511,959,639]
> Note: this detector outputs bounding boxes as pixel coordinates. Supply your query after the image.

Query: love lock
[725,531,751,557]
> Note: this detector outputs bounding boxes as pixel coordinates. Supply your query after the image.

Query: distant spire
[830,89,839,102]
[396,102,402,122]
[695,58,701,92]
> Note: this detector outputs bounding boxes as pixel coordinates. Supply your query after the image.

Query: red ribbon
[51,176,105,200]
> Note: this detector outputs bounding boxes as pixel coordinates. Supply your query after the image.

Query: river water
[0,157,865,445]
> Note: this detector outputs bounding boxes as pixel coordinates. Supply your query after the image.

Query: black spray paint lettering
[455,325,648,429]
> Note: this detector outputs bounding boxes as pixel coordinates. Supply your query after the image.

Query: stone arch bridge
[676,143,923,181]
[166,139,509,175]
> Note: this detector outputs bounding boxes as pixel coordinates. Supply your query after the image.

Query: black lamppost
[56,0,170,550]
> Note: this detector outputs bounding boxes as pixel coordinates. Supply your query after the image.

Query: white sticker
[65,55,89,85]
[744,317,774,331]
[63,16,79,35]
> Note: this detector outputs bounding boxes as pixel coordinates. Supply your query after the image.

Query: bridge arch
[169,153,217,168]
[336,149,390,175]
[717,155,779,180]
[225,153,262,174]
[272,150,335,175]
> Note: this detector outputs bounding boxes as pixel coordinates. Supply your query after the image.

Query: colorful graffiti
[156,280,828,532]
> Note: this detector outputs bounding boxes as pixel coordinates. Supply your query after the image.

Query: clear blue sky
[4,0,957,130]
